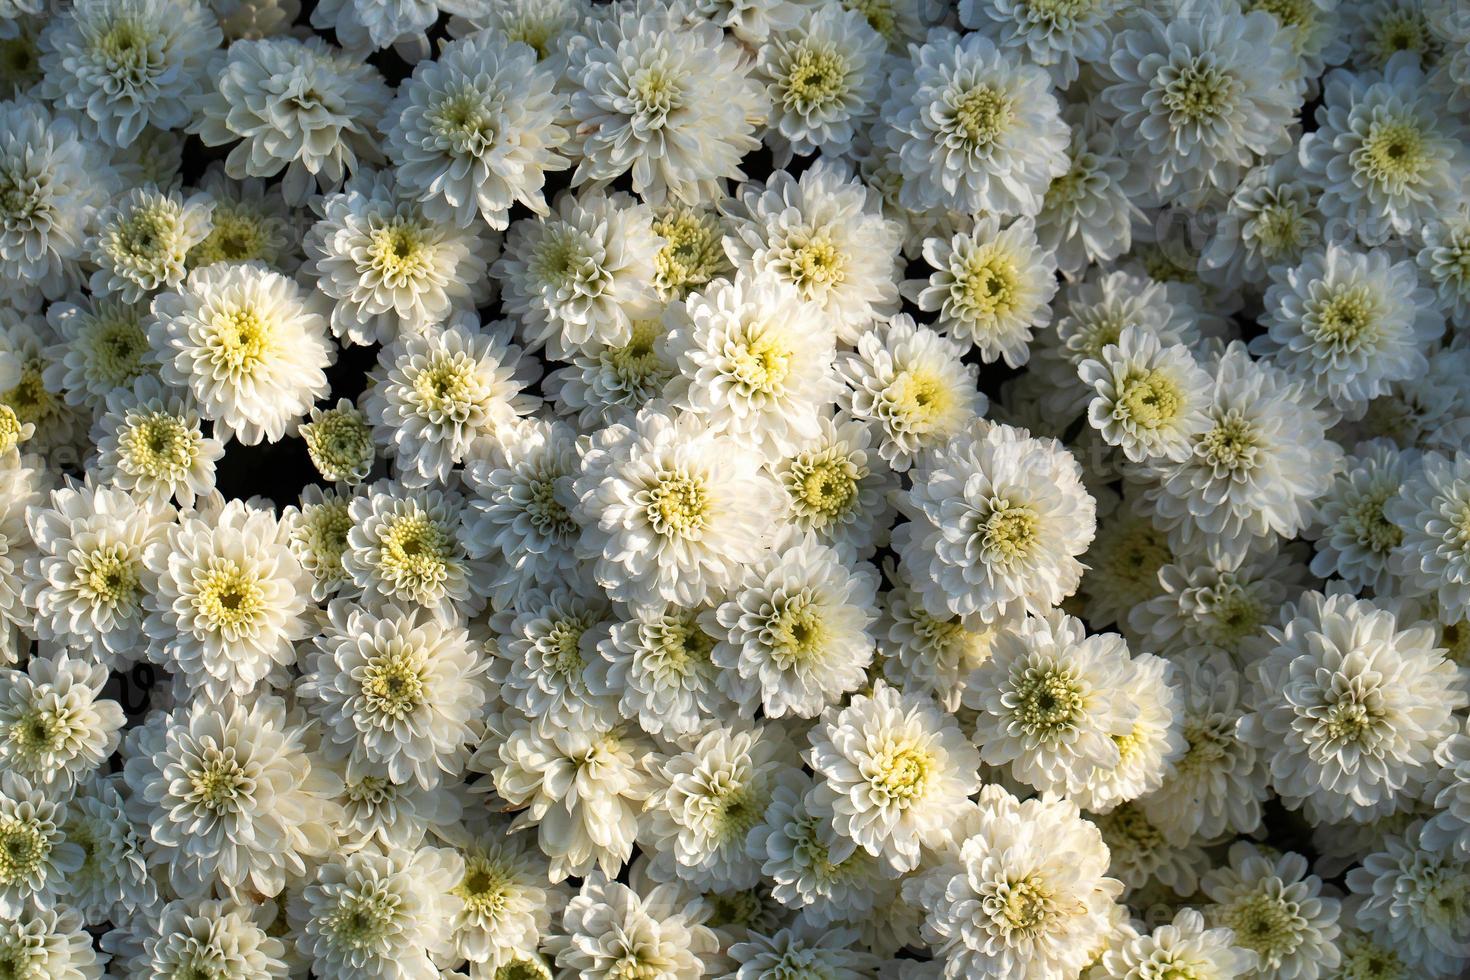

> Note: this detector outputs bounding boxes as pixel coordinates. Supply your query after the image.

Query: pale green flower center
[1071,313,1125,362]
[363,647,426,718]
[950,85,1013,152]
[1254,203,1310,254]
[1010,665,1084,739]
[915,610,992,667]
[1221,892,1307,963]
[1312,286,1382,352]
[652,210,726,298]
[82,312,151,387]
[1361,120,1430,187]
[297,500,353,579]
[192,560,265,636]
[728,331,792,395]
[531,228,600,291]
[2,364,54,427]
[1178,718,1233,776]
[645,473,710,537]
[96,16,153,72]
[0,32,41,93]
[1336,931,1406,980]
[109,201,178,266]
[871,744,930,804]
[981,500,1039,562]
[191,208,272,267]
[429,87,498,153]
[545,619,587,678]
[604,319,671,395]
[0,818,47,884]
[650,614,715,673]
[456,855,513,918]
[368,219,433,283]
[992,876,1055,936]
[955,249,1019,321]
[11,706,67,758]
[1163,59,1237,124]
[1204,585,1266,647]
[787,451,859,524]
[713,781,764,839]
[303,407,373,483]
[326,889,397,951]
[1116,368,1184,430]
[782,44,850,111]
[378,514,453,586]
[187,752,250,813]
[1200,414,1260,471]
[76,544,141,607]
[525,477,576,538]
[630,65,682,124]
[1370,11,1436,65]
[345,776,394,805]
[769,595,829,666]
[412,354,479,419]
[1097,803,1164,853]
[207,307,270,374]
[781,230,846,295]
[843,0,899,40]
[1345,489,1401,553]
[495,959,549,980]
[1320,697,1381,747]
[119,410,195,478]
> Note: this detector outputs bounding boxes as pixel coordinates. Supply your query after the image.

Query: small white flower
[1033,106,1137,279]
[43,295,155,412]
[1308,439,1415,592]
[0,906,104,980]
[1201,843,1342,980]
[59,774,153,926]
[142,898,290,980]
[1100,908,1256,980]
[770,412,898,563]
[1347,820,1470,979]
[1199,155,1324,289]
[492,585,614,733]
[587,599,729,739]
[960,0,1122,86]
[92,375,223,508]
[755,5,885,158]
[0,772,82,917]
[284,484,357,602]
[1417,204,1470,325]
[88,185,213,303]
[1079,327,1213,463]
[444,817,566,971]
[0,650,124,792]
[300,398,375,486]
[548,873,718,980]
[543,315,677,432]
[722,922,879,980]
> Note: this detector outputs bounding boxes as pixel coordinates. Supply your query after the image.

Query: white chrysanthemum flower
[1101,908,1255,980]
[836,314,985,472]
[0,906,103,980]
[0,771,82,917]
[1425,716,1470,862]
[305,172,496,347]
[587,599,727,739]
[755,5,884,159]
[37,0,220,147]
[771,413,898,564]
[722,922,879,980]
[881,29,1069,216]
[487,707,654,882]
[964,610,1135,798]
[189,36,390,204]
[283,484,356,602]
[574,406,781,608]
[1308,439,1414,592]
[880,564,998,712]
[307,0,443,57]
[1033,106,1136,280]
[904,787,1123,980]
[1239,591,1467,824]
[493,585,614,732]
[443,818,566,971]
[143,498,310,702]
[1255,244,1444,420]
[122,697,340,899]
[364,316,537,487]
[548,874,717,980]
[1244,0,1349,84]
[1089,801,1210,900]
[291,844,464,980]
[710,538,879,720]
[495,191,662,359]
[24,480,170,667]
[60,774,153,926]
[808,681,980,873]
[909,215,1057,368]
[92,375,222,508]
[0,98,114,298]
[344,481,484,623]
[645,725,802,891]
[649,206,732,302]
[323,766,460,857]
[444,0,587,58]
[1138,343,1342,563]
[722,162,900,347]
[1300,54,1468,244]
[0,310,85,454]
[1074,652,1185,814]
[0,452,45,665]
[1097,0,1300,207]
[959,0,1121,85]
[543,315,676,432]
[665,272,838,457]
[564,2,766,204]
[300,398,374,486]
[142,898,290,980]
[1387,450,1470,622]
[1201,843,1342,980]
[1199,155,1323,289]
[150,261,334,445]
[1139,652,1269,845]
[1417,205,1470,326]
[42,295,154,412]
[189,164,302,272]
[1076,506,1174,634]
[301,599,490,790]
[0,650,124,793]
[1348,820,1470,979]
[1079,327,1213,464]
[88,184,212,304]
[896,422,1095,626]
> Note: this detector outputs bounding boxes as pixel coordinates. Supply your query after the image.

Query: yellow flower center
[891,368,953,431]
[994,876,1055,936]
[782,44,849,111]
[0,819,47,884]
[363,648,426,718]
[1116,368,1184,430]
[788,452,859,525]
[872,744,930,804]
[1200,414,1259,471]
[951,85,1013,149]
[378,514,453,587]
[652,210,726,298]
[1361,120,1430,187]
[119,410,194,477]
[1163,60,1236,123]
[729,331,793,395]
[188,752,250,813]
[0,405,26,453]
[1012,664,1084,738]
[368,219,433,284]
[192,561,265,636]
[1222,893,1307,962]
[207,307,270,375]
[191,209,270,267]
[981,501,1039,562]
[645,473,710,537]
[783,231,846,296]
[956,250,1019,321]
[84,312,151,387]
[770,595,829,666]
[1313,286,1382,352]
[76,545,141,607]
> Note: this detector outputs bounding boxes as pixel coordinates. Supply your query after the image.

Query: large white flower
[1199,155,1324,289]
[807,681,981,873]
[1387,450,1470,622]
[896,421,1095,626]
[755,5,885,158]
[0,906,103,980]
[770,412,898,563]
[543,315,677,432]
[59,774,153,926]
[43,294,155,413]
[150,261,334,445]
[1099,908,1255,980]
[140,898,290,980]
[721,922,879,980]
[1347,820,1470,979]
[492,585,614,732]
[0,650,124,793]
[143,498,311,702]
[442,816,566,971]
[1201,843,1342,980]
[548,874,718,980]
[960,0,1121,85]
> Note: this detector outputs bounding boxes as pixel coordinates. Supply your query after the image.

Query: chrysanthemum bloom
[723,922,880,980]
[1388,451,1470,622]
[587,599,728,739]
[37,0,221,147]
[0,309,87,454]
[290,844,464,980]
[903,787,1123,979]
[386,28,568,231]
[149,261,334,445]
[574,406,781,608]
[283,484,356,602]
[123,697,340,899]
[1307,439,1415,593]
[140,898,289,980]
[1300,53,1468,244]
[1416,205,1470,327]
[542,315,676,432]
[1348,819,1470,978]
[0,771,82,916]
[486,706,655,882]
[1100,908,1255,980]
[563,1,766,204]
[881,29,1068,216]
[305,172,497,347]
[43,295,154,413]
[1201,843,1342,980]
[1255,244,1444,420]
[23,480,170,667]
[909,215,1057,368]
[364,316,538,487]
[709,538,879,719]
[1074,651,1185,814]
[300,599,490,790]
[896,422,1095,626]
[307,0,443,57]
[0,649,124,793]
[60,774,153,926]
[836,314,986,472]
[494,190,662,359]
[189,164,302,272]
[1032,106,1136,280]
[0,906,103,980]
[1239,591,1466,825]
[1079,327,1212,464]
[723,162,900,347]
[880,566,999,711]
[772,413,898,563]
[444,817,566,971]
[189,36,390,204]
[664,272,837,457]
[300,398,374,486]
[1076,505,1174,634]
[1138,343,1342,563]
[959,0,1121,85]
[344,481,485,623]
[143,498,312,701]
[1090,801,1210,900]
[87,185,213,304]
[493,585,616,732]
[548,874,717,980]
[756,5,884,159]
[0,97,114,298]
[91,375,222,508]
[808,681,981,873]
[0,453,44,666]
[650,205,731,301]
[443,0,587,62]
[1425,715,1470,861]
[1199,156,1323,290]
[964,610,1135,798]
[644,725,803,890]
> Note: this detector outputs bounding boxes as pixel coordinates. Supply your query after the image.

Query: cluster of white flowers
[4,0,1470,977]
